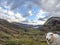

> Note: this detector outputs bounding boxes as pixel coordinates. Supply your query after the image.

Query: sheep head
[46,32,54,44]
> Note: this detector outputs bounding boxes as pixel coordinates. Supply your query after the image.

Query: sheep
[46,32,60,45]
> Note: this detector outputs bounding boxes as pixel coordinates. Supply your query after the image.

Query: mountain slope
[42,17,60,32]
[0,19,24,43]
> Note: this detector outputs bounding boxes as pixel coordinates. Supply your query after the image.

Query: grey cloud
[1,0,60,12]
[0,0,41,10]
[41,0,60,12]
[13,0,60,14]
[37,0,60,21]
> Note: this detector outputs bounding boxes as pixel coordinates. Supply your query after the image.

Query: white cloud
[1,0,12,9]
[28,10,32,16]
[36,9,48,20]
[36,10,45,18]
[21,20,45,25]
[15,13,23,19]
[7,12,26,22]
[8,10,14,15]
[0,7,26,22]
[14,13,26,22]
[0,7,7,13]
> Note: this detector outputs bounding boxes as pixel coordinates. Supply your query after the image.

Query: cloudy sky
[0,0,60,25]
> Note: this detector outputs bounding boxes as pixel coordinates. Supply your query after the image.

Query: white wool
[46,32,60,45]
[46,32,53,40]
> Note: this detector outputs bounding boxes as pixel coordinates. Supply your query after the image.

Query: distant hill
[12,22,41,29]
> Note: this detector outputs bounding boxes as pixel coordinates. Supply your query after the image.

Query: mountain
[0,19,47,45]
[41,17,60,32]
[12,22,41,29]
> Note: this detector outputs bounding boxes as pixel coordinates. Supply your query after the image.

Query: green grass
[5,38,47,45]
[0,28,47,45]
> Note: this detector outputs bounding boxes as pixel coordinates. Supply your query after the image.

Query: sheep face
[46,32,54,44]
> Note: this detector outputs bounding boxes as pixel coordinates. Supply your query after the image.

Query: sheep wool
[46,32,60,45]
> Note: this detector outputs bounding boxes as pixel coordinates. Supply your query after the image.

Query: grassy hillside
[0,19,47,45]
